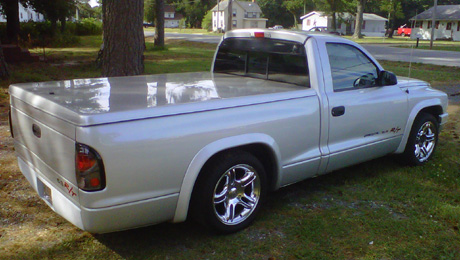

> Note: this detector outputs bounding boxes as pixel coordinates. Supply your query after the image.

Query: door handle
[331,106,345,117]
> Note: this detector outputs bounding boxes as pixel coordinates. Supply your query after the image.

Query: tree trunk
[331,11,337,32]
[0,42,9,79]
[102,0,145,77]
[4,0,20,43]
[352,0,365,39]
[154,0,165,48]
[60,16,67,33]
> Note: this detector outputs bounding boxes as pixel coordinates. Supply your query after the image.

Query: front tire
[191,151,267,233]
[402,113,439,166]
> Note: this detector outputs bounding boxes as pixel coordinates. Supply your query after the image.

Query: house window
[20,13,23,19]
[213,12,216,17]
[214,21,216,27]
[233,20,237,27]
[307,19,311,26]
[415,21,422,28]
[427,21,432,29]
[447,22,452,30]
[435,21,439,29]
[245,12,257,18]
[233,9,236,17]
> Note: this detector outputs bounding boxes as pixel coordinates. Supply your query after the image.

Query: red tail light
[76,143,106,191]
[254,32,265,38]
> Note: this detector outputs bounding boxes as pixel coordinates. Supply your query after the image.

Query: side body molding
[172,133,282,223]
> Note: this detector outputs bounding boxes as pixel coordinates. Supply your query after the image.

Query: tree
[380,0,403,37]
[0,0,21,43]
[27,0,77,34]
[102,0,145,76]
[352,0,365,39]
[201,9,212,31]
[313,0,349,32]
[154,0,164,47]
[282,0,304,27]
[0,43,9,79]
[257,0,296,28]
[77,0,102,19]
[144,0,155,23]
[171,0,214,28]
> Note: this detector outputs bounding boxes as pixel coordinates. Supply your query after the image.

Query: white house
[410,5,460,41]
[301,11,387,37]
[164,5,183,28]
[0,3,44,22]
[211,0,267,32]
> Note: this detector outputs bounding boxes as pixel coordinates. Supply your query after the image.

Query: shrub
[201,11,212,31]
[72,18,103,36]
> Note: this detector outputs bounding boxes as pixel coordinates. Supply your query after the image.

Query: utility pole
[217,0,220,32]
[227,0,233,32]
[430,0,437,49]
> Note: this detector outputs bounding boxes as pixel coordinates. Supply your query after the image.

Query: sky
[89,0,100,8]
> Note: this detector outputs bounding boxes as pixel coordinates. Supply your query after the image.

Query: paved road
[145,31,460,67]
[145,32,222,44]
[362,44,460,67]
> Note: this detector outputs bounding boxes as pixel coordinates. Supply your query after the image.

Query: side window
[326,43,379,92]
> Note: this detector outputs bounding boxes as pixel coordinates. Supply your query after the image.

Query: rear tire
[402,113,439,166]
[191,151,267,234]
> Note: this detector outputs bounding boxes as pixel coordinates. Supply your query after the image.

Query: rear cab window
[214,37,310,87]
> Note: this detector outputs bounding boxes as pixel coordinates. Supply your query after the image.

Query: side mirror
[379,71,398,86]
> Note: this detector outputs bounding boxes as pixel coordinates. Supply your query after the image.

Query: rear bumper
[17,157,179,233]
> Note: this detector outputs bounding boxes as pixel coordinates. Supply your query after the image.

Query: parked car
[143,22,153,28]
[308,26,341,35]
[269,25,284,29]
[9,29,448,234]
[397,25,412,37]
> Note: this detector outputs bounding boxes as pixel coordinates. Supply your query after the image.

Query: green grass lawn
[0,36,459,260]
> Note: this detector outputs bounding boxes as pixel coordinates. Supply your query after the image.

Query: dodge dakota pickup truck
[9,29,448,234]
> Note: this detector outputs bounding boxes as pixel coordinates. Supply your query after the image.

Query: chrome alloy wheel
[414,121,436,162]
[213,164,261,225]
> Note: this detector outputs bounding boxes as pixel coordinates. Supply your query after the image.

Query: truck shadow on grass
[92,155,413,259]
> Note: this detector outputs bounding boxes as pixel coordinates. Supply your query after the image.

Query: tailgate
[10,96,78,201]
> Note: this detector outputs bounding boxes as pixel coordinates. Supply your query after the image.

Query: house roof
[410,5,460,20]
[211,0,262,13]
[300,11,387,21]
[165,5,175,13]
[165,13,183,21]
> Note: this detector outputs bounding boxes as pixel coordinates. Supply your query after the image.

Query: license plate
[43,184,52,204]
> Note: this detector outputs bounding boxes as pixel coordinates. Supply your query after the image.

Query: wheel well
[419,106,443,124]
[188,144,279,221]
[197,144,278,192]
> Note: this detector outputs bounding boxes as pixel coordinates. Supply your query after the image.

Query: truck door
[323,42,408,172]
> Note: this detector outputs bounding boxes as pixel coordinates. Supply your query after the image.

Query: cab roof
[223,28,341,45]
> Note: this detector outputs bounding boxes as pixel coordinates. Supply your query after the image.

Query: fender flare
[395,98,444,154]
[172,133,281,223]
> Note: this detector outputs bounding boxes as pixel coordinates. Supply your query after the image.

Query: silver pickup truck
[9,29,448,234]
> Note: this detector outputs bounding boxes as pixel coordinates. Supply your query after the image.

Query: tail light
[76,143,106,191]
